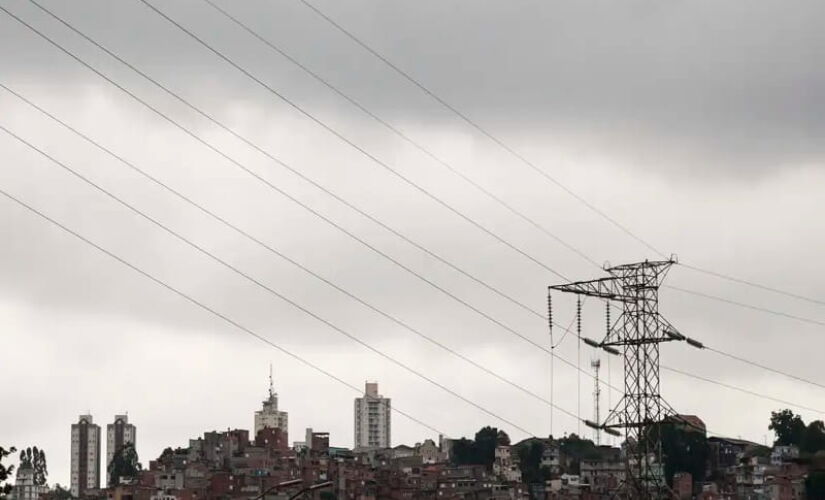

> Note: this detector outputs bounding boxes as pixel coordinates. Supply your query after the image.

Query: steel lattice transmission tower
[549,259,692,499]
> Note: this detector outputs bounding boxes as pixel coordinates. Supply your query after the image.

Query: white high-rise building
[354,382,391,450]
[71,415,101,497]
[254,366,288,437]
[106,415,136,485]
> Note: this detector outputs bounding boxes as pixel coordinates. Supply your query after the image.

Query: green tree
[0,446,16,498]
[806,471,825,499]
[449,427,511,468]
[515,440,551,485]
[770,410,806,447]
[474,427,506,468]
[31,447,47,486]
[107,443,141,486]
[451,438,478,465]
[804,421,825,454]
[658,423,709,486]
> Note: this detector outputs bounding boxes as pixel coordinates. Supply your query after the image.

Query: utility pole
[549,259,699,499]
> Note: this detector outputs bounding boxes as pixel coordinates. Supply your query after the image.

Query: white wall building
[71,414,101,497]
[106,415,136,486]
[254,367,288,437]
[354,382,391,450]
[493,446,522,482]
[771,445,800,466]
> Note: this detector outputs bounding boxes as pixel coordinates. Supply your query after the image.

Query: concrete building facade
[106,415,136,485]
[353,382,391,450]
[71,414,101,497]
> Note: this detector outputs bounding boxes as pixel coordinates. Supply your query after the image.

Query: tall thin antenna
[548,290,554,438]
[269,363,274,399]
[591,358,601,445]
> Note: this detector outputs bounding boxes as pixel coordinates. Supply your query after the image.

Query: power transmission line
[295,0,825,313]
[706,347,825,392]
[199,0,601,270]
[150,0,825,426]
[176,0,825,356]
[136,0,570,282]
[0,123,539,437]
[666,285,825,328]
[2,2,603,402]
[662,366,825,416]
[1,81,582,424]
[296,0,664,260]
[0,187,446,437]
[194,0,825,340]
[23,0,543,323]
[8,1,823,426]
[679,262,825,308]
[26,0,824,396]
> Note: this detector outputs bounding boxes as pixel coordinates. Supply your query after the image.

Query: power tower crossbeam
[549,259,681,499]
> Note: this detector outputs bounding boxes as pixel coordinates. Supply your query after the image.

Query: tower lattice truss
[549,259,688,499]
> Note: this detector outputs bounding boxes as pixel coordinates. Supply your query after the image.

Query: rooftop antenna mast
[591,358,601,446]
[269,363,274,399]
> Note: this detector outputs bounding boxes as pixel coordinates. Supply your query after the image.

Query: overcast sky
[2,0,825,488]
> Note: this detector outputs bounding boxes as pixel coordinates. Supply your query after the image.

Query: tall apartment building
[106,415,136,485]
[354,382,391,450]
[254,366,288,439]
[70,415,101,498]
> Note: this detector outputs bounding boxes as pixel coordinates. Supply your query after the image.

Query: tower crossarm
[549,276,635,303]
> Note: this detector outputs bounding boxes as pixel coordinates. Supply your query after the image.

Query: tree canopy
[657,423,708,486]
[449,427,510,468]
[18,447,47,486]
[515,440,552,485]
[107,443,141,486]
[0,446,16,498]
[769,409,825,454]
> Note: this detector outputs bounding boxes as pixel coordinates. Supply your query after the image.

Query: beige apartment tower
[354,382,391,450]
[70,415,101,497]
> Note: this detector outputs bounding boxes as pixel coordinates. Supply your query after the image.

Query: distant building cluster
[9,381,825,500]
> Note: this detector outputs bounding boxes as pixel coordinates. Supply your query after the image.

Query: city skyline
[2,0,825,498]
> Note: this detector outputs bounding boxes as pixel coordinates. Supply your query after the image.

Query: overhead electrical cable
[3,2,608,399]
[23,0,544,323]
[25,0,825,398]
[666,285,825,328]
[199,0,601,270]
[165,0,825,371]
[136,0,570,281]
[295,0,825,312]
[662,366,825,416]
[1,81,582,423]
[0,188,446,437]
[0,123,540,436]
[8,1,822,421]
